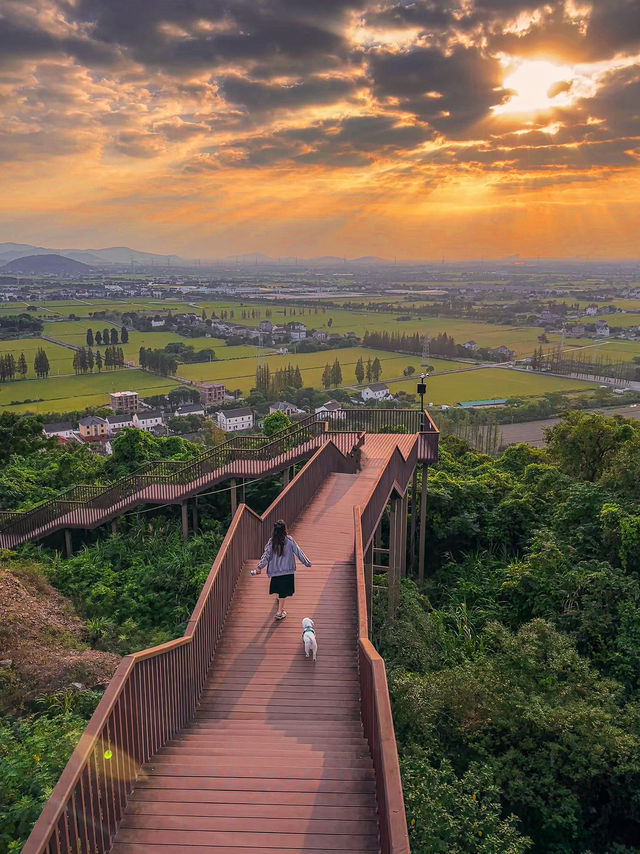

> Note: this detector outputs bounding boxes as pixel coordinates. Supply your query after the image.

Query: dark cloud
[368,45,510,132]
[219,74,360,112]
[189,114,433,169]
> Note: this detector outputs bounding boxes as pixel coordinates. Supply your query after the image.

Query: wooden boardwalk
[109,435,414,854]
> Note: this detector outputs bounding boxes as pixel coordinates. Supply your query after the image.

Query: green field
[175,348,463,394]
[41,322,258,365]
[0,338,76,376]
[0,370,180,414]
[560,337,640,361]
[407,368,598,405]
[194,300,545,356]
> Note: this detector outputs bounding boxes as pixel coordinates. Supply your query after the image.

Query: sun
[494,59,575,116]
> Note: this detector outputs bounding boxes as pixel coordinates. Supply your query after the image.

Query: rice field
[396,368,598,405]
[0,370,180,414]
[0,338,76,376]
[175,348,463,394]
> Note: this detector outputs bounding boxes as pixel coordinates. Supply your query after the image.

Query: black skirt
[269,573,295,598]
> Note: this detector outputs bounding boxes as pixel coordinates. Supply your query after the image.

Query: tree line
[85,327,128,347]
[0,348,49,381]
[139,347,178,376]
[72,346,125,374]
[354,356,382,384]
[255,363,303,396]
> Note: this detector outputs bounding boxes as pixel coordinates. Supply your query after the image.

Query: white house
[287,321,307,340]
[217,407,254,432]
[463,340,477,351]
[584,305,598,316]
[43,422,75,439]
[316,399,346,415]
[312,329,327,341]
[133,410,165,431]
[151,316,165,327]
[595,321,610,337]
[106,414,134,434]
[269,401,301,416]
[361,382,390,402]
[174,402,205,417]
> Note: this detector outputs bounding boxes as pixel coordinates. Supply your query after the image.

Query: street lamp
[416,372,426,431]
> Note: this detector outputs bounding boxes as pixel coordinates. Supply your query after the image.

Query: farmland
[0,337,75,376]
[392,367,597,404]
[175,349,463,394]
[0,370,180,414]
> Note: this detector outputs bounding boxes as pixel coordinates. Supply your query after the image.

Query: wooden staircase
[21,425,438,854]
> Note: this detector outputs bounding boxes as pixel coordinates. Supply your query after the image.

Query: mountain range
[0,242,390,268]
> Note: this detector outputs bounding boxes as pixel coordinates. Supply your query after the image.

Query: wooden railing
[354,439,419,854]
[21,437,361,854]
[0,409,437,548]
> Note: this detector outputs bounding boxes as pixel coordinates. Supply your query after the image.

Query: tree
[0,412,48,463]
[403,365,416,376]
[95,350,102,372]
[545,411,636,482]
[34,348,50,378]
[366,358,373,383]
[103,328,109,346]
[110,328,119,345]
[139,346,147,368]
[121,327,129,344]
[331,358,342,387]
[355,357,364,385]
[86,328,94,347]
[95,330,102,345]
[371,357,382,382]
[321,364,332,389]
[18,352,27,379]
[293,366,303,389]
[264,411,290,437]
[327,318,333,328]
[87,348,95,372]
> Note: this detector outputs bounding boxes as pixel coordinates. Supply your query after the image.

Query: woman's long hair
[271,519,288,556]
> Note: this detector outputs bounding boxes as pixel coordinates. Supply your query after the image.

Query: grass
[0,370,180,414]
[395,368,598,405]
[175,348,462,394]
[0,338,76,376]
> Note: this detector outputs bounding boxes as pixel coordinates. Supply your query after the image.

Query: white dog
[301,617,317,661]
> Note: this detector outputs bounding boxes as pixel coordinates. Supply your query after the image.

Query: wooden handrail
[0,410,434,549]
[21,436,361,854]
[353,440,418,854]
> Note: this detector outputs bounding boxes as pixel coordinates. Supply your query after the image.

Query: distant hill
[0,243,191,267]
[2,254,93,275]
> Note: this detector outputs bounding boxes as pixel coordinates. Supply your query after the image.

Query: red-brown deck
[107,435,413,853]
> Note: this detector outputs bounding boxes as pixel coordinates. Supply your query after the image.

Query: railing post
[181,502,189,541]
[111,519,118,535]
[388,497,400,618]
[400,489,408,577]
[418,463,428,584]
[409,466,417,573]
[365,540,374,635]
[64,528,73,558]
[192,499,199,535]
[230,479,237,516]
[283,467,290,487]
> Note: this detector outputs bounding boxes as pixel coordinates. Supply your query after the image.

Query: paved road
[499,404,640,448]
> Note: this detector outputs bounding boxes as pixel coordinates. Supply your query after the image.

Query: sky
[1,0,639,261]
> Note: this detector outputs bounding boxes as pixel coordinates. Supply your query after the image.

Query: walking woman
[254,520,312,621]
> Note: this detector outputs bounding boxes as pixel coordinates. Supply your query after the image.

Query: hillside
[0,560,118,712]
[2,254,93,275]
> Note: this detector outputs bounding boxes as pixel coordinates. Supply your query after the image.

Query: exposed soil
[0,562,119,711]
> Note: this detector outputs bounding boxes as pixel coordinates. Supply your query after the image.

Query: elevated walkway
[21,418,438,854]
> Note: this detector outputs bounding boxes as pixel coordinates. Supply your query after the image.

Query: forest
[2,410,640,852]
[375,411,640,854]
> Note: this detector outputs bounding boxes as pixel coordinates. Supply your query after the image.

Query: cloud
[0,0,639,257]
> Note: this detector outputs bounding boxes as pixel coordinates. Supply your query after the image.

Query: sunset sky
[1,0,639,260]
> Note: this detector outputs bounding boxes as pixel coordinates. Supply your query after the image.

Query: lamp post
[417,372,426,431]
